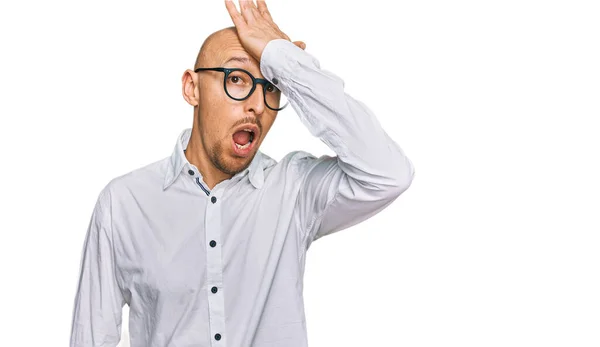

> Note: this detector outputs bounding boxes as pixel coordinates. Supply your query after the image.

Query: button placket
[204,186,226,345]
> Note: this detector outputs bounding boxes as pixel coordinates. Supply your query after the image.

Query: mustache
[232,116,261,133]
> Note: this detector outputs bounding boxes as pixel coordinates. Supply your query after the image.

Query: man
[69,1,415,346]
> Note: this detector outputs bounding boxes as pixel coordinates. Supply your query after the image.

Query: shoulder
[98,156,170,202]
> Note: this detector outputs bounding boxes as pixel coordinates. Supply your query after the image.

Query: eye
[266,84,278,93]
[229,75,241,84]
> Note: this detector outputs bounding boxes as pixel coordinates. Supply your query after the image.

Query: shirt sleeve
[259,39,415,249]
[69,184,126,347]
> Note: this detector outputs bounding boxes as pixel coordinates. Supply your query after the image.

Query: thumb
[292,41,306,50]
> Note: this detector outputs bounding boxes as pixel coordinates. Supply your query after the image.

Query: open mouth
[232,128,257,155]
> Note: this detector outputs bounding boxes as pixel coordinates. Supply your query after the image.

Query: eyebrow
[222,56,251,66]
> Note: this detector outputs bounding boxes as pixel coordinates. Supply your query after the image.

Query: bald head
[194,26,251,70]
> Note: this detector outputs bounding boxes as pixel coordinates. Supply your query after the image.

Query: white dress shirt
[69,38,415,347]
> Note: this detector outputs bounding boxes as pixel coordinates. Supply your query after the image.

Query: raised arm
[260,39,415,248]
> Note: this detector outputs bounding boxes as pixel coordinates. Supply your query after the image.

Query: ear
[182,69,200,107]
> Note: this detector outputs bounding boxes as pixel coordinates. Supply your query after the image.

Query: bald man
[69,1,415,347]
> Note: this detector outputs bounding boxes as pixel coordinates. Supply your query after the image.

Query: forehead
[199,29,264,77]
[219,49,262,77]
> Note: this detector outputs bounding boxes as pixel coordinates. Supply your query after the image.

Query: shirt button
[210,240,217,247]
[211,286,218,293]
[187,169,194,175]
[272,77,279,85]
[215,333,222,341]
[211,196,217,204]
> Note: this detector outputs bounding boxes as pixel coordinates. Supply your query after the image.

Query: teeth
[235,142,251,150]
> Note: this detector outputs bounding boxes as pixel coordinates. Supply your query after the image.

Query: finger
[225,0,246,28]
[293,41,306,50]
[256,0,275,23]
[239,0,258,23]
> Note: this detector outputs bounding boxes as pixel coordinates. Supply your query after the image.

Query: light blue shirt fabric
[70,38,415,347]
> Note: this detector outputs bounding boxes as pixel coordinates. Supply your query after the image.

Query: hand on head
[224,0,306,62]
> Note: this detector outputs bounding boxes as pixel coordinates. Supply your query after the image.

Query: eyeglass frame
[194,67,288,111]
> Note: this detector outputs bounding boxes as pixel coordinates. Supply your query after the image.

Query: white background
[1,0,598,346]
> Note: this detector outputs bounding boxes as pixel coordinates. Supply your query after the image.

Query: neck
[185,127,231,191]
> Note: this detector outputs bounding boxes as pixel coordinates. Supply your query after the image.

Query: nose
[244,84,266,115]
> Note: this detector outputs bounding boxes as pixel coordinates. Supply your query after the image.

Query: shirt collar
[162,128,265,190]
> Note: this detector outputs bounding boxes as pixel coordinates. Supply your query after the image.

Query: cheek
[205,89,240,113]
[200,110,238,144]
[262,115,277,133]
[201,80,228,106]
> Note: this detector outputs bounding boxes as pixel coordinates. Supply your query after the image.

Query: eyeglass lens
[225,70,288,110]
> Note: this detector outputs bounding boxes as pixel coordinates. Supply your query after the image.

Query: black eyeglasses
[194,67,289,111]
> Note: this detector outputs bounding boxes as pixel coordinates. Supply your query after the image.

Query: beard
[204,134,254,176]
